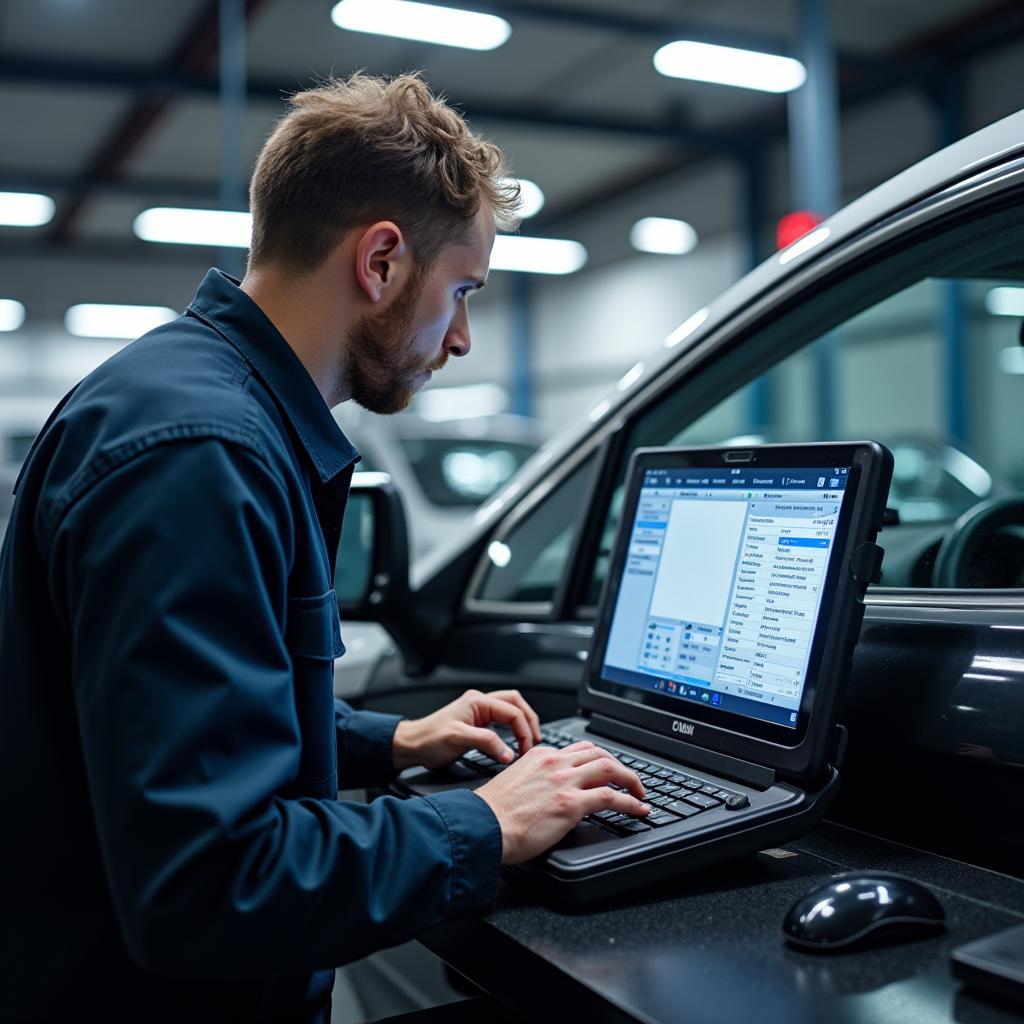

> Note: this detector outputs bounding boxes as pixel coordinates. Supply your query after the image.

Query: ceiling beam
[0,53,740,151]
[45,0,269,242]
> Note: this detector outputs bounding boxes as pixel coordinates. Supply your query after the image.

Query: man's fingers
[573,758,646,800]
[563,744,617,768]
[462,725,515,763]
[472,695,533,754]
[487,689,542,742]
[578,786,651,820]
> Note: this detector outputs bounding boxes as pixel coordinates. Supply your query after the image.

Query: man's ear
[354,221,411,303]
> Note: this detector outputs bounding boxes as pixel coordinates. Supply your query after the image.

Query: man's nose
[443,304,471,358]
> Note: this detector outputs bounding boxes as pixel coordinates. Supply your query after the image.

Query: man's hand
[474,741,649,864]
[392,688,542,771]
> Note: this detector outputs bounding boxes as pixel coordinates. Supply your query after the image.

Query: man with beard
[0,73,648,1022]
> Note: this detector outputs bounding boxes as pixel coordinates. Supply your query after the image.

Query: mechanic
[0,73,648,1022]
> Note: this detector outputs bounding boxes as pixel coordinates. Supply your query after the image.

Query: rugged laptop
[394,442,893,903]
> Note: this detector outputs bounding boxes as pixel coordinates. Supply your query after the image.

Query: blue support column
[788,0,841,440]
[509,273,534,418]
[218,0,247,278]
[743,151,772,434]
[933,75,970,448]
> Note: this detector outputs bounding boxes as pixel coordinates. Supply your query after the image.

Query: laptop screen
[600,465,848,730]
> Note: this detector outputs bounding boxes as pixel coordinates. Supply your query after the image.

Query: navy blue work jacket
[0,269,501,1022]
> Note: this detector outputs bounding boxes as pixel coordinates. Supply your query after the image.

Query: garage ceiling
[1,0,1022,284]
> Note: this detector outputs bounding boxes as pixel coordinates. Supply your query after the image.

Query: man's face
[347,205,496,415]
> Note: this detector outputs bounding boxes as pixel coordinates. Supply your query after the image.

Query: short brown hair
[248,72,519,274]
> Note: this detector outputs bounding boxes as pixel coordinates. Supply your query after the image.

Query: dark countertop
[421,822,1024,1024]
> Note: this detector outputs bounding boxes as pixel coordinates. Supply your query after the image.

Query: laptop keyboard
[457,726,749,838]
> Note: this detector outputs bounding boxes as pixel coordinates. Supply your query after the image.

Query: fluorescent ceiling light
[416,383,508,421]
[664,307,709,349]
[778,225,830,265]
[986,286,1024,317]
[653,41,806,93]
[134,208,252,248]
[0,191,55,227]
[490,235,587,275]
[630,217,698,255]
[501,177,544,219]
[0,299,26,332]
[65,304,177,340]
[331,0,510,50]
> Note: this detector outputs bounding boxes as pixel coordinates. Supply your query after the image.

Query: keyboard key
[646,810,679,827]
[654,768,674,779]
[617,819,653,834]
[665,800,703,818]
[604,813,632,826]
[647,794,672,808]
[668,772,690,785]
[680,779,702,790]
[592,809,620,821]
[700,785,720,796]
[631,761,650,771]
[685,792,721,809]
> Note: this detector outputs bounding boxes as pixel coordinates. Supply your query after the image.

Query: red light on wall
[777,210,822,250]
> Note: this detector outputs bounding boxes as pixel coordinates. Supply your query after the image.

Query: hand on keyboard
[392,688,542,771]
[474,741,650,864]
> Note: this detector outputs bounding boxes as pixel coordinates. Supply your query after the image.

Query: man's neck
[240,267,352,407]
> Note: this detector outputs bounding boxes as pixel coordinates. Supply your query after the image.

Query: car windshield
[398,438,538,507]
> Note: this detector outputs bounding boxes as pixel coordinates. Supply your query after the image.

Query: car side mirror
[335,472,410,618]
[335,471,437,671]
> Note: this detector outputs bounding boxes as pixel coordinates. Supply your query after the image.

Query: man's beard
[346,275,447,415]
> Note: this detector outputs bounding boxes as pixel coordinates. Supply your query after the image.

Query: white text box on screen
[648,498,747,625]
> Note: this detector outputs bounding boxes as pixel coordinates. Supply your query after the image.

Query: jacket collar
[187,268,359,482]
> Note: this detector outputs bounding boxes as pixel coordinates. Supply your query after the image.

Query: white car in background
[331,407,544,697]
[334,406,542,559]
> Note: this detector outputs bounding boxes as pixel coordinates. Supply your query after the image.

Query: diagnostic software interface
[602,465,848,728]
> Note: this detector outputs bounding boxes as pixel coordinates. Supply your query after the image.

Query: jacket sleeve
[334,699,404,789]
[50,438,502,978]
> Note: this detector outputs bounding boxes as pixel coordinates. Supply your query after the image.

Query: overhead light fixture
[65,304,177,340]
[653,41,806,94]
[331,0,511,51]
[0,191,55,227]
[664,307,709,349]
[630,217,698,255]
[490,235,587,275]
[134,208,252,248]
[416,383,508,421]
[0,299,26,332]
[986,286,1024,317]
[501,177,545,220]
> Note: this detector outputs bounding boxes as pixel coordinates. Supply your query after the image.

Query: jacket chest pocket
[284,590,345,798]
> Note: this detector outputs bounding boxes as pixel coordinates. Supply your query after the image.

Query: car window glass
[476,457,594,605]
[398,438,538,507]
[582,202,1024,604]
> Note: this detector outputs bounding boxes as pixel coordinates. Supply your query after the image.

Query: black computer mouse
[783,871,945,952]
